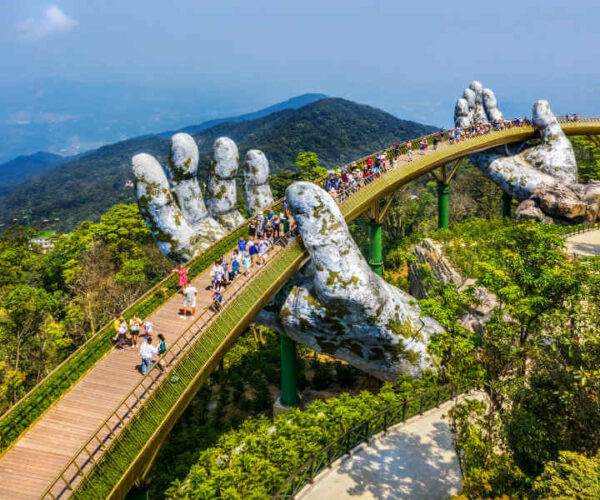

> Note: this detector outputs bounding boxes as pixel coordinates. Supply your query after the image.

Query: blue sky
[1,0,599,160]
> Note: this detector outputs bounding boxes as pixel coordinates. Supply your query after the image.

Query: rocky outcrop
[455,81,599,225]
[257,182,443,381]
[409,238,498,334]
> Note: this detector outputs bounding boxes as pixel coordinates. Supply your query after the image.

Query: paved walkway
[297,398,463,500]
[565,230,600,257]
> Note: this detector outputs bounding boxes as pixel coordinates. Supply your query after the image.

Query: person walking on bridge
[182,283,198,318]
[406,141,412,161]
[116,317,128,350]
[139,336,158,375]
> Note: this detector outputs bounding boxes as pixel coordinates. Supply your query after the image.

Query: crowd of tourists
[117,114,536,377]
[112,315,167,375]
[172,209,299,318]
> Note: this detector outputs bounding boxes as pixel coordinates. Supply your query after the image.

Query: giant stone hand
[257,182,443,381]
[132,134,274,262]
[455,81,600,224]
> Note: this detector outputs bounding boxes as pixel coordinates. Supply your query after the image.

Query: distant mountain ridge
[0,151,64,188]
[0,93,327,190]
[0,97,438,230]
[166,93,327,137]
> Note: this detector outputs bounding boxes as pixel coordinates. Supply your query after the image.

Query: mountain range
[0,97,438,230]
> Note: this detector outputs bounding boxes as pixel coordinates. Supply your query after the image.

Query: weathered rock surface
[206,137,245,230]
[257,182,443,381]
[133,134,272,262]
[132,153,197,262]
[243,150,275,216]
[408,238,498,334]
[455,81,599,225]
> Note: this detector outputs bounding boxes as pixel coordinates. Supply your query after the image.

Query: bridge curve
[0,119,599,499]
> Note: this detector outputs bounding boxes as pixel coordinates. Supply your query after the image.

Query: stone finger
[206,137,245,229]
[243,149,274,216]
[167,133,226,241]
[132,153,196,262]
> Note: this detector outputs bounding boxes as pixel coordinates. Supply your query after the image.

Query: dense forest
[162,218,600,499]
[1,137,600,498]
[0,98,437,230]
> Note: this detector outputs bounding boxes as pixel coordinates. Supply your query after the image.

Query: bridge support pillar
[126,486,149,500]
[437,182,450,229]
[502,192,512,218]
[276,335,300,414]
[368,221,383,276]
[431,160,462,230]
[362,193,399,276]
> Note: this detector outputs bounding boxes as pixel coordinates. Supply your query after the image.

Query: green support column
[126,487,148,500]
[280,335,300,407]
[368,221,383,276]
[437,182,450,229]
[502,192,512,218]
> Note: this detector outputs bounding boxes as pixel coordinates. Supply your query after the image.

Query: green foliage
[165,380,439,499]
[413,218,600,497]
[295,152,327,181]
[571,135,600,183]
[533,451,600,499]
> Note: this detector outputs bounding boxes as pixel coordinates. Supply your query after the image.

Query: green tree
[533,451,600,500]
[295,151,327,181]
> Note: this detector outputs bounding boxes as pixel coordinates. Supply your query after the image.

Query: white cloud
[17,6,77,40]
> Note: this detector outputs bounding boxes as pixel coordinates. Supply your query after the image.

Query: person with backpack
[117,317,128,350]
[231,253,240,279]
[212,280,223,311]
[157,333,167,372]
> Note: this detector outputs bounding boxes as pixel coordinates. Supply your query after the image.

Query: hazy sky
[1,0,600,158]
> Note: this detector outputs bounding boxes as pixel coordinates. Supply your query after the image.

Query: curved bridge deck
[0,120,599,499]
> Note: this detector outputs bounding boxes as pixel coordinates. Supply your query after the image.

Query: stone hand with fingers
[257,182,443,381]
[455,80,600,224]
[132,133,274,262]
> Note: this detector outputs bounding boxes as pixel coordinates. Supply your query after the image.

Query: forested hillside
[0,98,437,230]
[0,152,63,191]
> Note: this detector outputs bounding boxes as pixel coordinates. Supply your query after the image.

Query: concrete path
[566,230,600,257]
[297,397,463,500]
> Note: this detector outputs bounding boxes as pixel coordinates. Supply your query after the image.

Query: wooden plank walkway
[0,243,270,499]
[0,137,459,499]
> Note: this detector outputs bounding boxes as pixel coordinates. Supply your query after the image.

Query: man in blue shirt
[238,236,247,253]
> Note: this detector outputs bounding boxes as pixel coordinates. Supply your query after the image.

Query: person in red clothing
[367,156,373,168]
